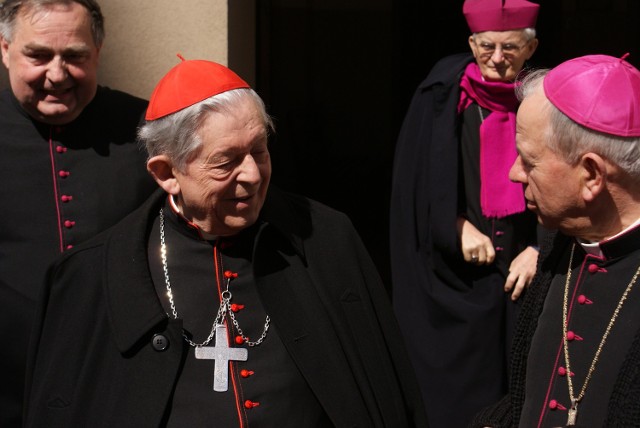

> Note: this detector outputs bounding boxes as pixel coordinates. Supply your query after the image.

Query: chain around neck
[562,242,640,418]
[158,208,270,348]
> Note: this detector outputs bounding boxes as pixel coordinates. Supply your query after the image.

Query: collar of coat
[419,52,475,92]
[101,186,309,354]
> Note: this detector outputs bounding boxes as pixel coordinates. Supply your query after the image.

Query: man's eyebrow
[22,42,92,54]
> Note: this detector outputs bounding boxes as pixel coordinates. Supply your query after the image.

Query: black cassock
[146,198,330,426]
[475,227,640,427]
[0,87,157,427]
[25,188,428,427]
[390,53,537,428]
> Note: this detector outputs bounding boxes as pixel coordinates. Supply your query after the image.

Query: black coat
[389,53,536,427]
[473,230,640,427]
[0,87,157,427]
[25,188,429,427]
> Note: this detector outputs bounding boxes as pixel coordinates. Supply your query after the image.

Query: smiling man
[23,59,428,427]
[1,0,99,123]
[0,1,156,426]
[474,54,640,427]
[390,0,540,426]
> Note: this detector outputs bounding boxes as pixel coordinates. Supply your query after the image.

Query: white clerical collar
[168,194,182,214]
[578,217,640,257]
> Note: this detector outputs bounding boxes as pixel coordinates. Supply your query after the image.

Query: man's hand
[505,246,539,301]
[457,216,496,265]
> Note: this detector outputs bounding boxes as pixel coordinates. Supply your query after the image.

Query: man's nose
[509,155,526,183]
[490,47,505,63]
[46,57,68,84]
[237,154,261,183]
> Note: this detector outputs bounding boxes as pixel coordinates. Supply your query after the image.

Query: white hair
[517,70,640,180]
[138,88,274,173]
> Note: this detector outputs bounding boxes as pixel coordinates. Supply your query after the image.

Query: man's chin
[484,70,512,82]
[218,213,260,234]
[33,103,80,125]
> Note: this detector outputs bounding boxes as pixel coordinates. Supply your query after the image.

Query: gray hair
[517,70,640,180]
[0,0,105,46]
[138,88,275,173]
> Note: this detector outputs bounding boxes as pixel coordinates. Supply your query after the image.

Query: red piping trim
[536,255,587,427]
[48,128,64,252]
[213,244,246,428]
[537,331,565,427]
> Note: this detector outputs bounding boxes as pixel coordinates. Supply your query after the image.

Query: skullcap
[543,54,640,137]
[463,0,539,33]
[146,57,250,121]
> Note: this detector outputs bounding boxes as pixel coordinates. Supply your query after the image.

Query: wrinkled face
[173,96,272,236]
[1,3,100,124]
[509,89,583,233]
[469,30,537,82]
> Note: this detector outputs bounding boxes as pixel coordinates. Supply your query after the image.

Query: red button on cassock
[240,369,254,378]
[244,400,260,409]
[566,331,583,341]
[224,270,239,279]
[231,304,245,312]
[578,295,593,305]
[548,399,566,410]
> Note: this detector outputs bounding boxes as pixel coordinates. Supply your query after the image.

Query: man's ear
[468,35,479,59]
[580,152,608,202]
[524,38,539,60]
[1,37,11,69]
[147,155,180,195]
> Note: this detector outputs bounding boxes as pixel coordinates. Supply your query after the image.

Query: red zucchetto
[543,54,640,137]
[145,57,250,121]
[463,0,539,33]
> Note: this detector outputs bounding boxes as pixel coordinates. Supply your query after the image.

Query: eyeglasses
[474,40,529,57]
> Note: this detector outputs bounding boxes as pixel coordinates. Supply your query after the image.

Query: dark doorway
[255,0,640,288]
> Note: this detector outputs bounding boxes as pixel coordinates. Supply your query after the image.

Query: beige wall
[0,0,256,100]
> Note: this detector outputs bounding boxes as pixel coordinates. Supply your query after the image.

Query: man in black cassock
[0,1,156,425]
[23,59,429,427]
[389,0,540,426]
[474,54,640,427]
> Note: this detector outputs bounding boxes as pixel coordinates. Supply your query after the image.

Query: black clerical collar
[164,194,213,241]
[163,194,263,248]
[161,187,308,263]
[579,220,640,260]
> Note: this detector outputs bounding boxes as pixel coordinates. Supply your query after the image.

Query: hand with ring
[456,216,496,265]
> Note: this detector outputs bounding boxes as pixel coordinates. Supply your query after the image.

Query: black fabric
[147,199,329,426]
[522,239,640,426]
[473,227,640,427]
[389,53,537,428]
[24,187,429,427]
[0,87,158,427]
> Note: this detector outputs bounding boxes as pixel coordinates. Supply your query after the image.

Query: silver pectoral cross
[195,324,248,392]
[566,399,578,426]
